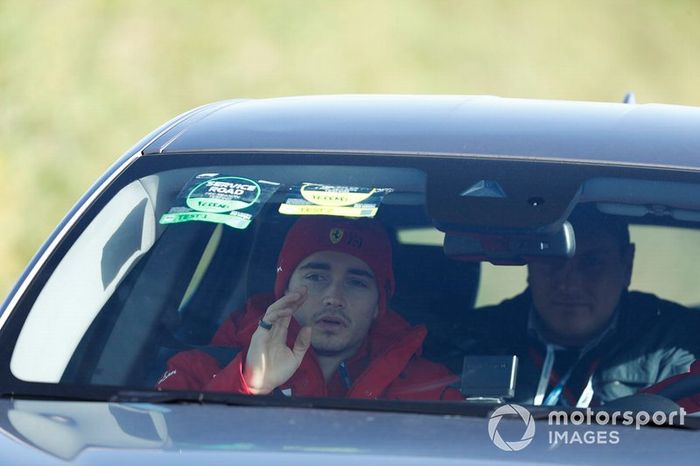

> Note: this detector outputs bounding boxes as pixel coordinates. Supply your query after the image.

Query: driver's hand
[243,287,312,395]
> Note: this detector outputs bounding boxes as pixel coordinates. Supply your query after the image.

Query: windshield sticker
[279,183,393,218]
[160,174,280,229]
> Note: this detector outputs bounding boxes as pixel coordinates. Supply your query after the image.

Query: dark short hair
[568,204,631,254]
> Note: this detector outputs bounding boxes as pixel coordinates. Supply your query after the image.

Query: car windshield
[3,153,700,415]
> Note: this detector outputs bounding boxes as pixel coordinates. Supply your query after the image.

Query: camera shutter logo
[488,404,536,451]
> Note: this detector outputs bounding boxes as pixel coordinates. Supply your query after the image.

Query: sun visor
[426,162,582,232]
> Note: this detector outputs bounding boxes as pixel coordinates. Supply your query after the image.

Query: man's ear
[372,303,379,320]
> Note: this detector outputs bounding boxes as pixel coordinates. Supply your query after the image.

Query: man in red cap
[157,216,462,400]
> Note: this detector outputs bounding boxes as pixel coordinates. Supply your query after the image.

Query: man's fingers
[289,286,308,301]
[280,287,307,310]
[261,305,294,327]
[264,307,293,323]
[292,326,312,361]
[261,287,308,325]
[279,287,307,307]
[271,315,292,341]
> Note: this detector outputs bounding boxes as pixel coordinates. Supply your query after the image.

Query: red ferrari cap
[274,216,395,314]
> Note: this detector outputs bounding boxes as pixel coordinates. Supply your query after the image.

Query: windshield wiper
[14,387,693,429]
[0,385,549,419]
[112,389,555,419]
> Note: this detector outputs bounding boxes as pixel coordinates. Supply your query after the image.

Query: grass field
[3,0,700,297]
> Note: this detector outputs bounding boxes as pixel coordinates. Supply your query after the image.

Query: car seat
[391,244,480,333]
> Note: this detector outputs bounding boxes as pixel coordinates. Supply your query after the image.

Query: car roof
[142,95,700,170]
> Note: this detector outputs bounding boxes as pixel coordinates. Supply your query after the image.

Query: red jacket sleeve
[642,360,700,413]
[156,349,254,395]
[156,297,275,393]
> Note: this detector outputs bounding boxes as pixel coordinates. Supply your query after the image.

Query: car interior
[8,158,700,405]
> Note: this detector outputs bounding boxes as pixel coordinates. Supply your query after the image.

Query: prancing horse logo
[330,228,344,244]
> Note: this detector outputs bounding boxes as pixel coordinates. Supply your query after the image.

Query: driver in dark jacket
[438,206,700,407]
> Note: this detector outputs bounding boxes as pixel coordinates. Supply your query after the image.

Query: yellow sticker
[278,204,379,217]
[279,183,392,218]
[300,184,375,206]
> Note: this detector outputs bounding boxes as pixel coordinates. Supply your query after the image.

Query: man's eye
[304,273,327,282]
[581,256,606,269]
[348,278,369,288]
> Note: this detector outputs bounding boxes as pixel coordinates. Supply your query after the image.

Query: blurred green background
[3,0,700,298]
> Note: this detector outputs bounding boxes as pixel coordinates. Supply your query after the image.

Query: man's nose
[322,280,346,308]
[556,260,584,291]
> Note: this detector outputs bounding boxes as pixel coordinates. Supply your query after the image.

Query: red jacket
[643,360,700,412]
[157,294,462,400]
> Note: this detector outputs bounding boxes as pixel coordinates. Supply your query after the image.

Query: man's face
[527,226,634,347]
[287,250,379,356]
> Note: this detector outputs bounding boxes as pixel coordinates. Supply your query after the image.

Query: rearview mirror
[443,221,575,265]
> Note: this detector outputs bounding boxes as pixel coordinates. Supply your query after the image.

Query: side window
[477,263,527,308]
[11,178,158,382]
[629,225,700,307]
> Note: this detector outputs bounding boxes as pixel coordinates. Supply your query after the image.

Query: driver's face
[287,250,379,357]
[527,227,634,347]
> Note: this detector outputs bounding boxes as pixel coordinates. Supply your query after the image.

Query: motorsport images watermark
[488,404,536,451]
[488,403,687,451]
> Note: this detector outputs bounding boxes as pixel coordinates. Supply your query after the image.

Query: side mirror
[443,221,575,265]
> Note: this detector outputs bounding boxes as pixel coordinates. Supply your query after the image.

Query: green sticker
[186,177,261,212]
[160,174,279,229]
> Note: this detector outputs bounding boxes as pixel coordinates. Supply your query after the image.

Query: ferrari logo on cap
[330,228,344,244]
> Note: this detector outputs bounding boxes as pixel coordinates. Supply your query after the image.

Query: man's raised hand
[243,287,313,394]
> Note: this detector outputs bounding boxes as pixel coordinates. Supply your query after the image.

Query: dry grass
[3,0,700,296]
